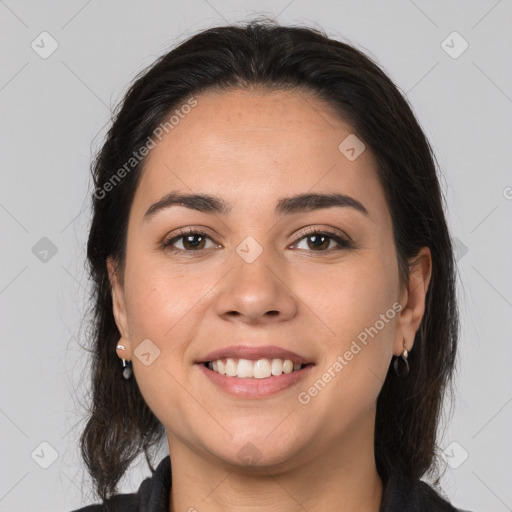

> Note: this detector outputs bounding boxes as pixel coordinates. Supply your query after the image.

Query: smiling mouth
[201,357,314,379]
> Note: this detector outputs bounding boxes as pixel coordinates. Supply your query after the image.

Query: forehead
[131,88,388,222]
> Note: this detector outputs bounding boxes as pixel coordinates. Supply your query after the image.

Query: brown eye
[293,229,352,252]
[162,228,352,254]
[163,230,218,252]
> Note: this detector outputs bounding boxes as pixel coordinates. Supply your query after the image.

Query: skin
[107,88,432,512]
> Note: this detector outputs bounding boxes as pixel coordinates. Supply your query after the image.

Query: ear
[107,256,133,358]
[394,247,432,356]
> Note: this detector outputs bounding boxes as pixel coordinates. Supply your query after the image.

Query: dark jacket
[71,455,474,512]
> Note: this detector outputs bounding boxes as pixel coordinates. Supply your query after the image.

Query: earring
[122,359,133,380]
[116,343,132,380]
[393,339,409,378]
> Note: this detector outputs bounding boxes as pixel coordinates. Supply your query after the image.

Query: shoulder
[381,472,476,512]
[69,492,138,512]
[68,455,171,512]
[415,480,475,512]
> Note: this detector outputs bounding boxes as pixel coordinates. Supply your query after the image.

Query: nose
[213,248,298,326]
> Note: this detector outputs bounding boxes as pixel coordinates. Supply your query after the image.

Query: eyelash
[162,227,353,255]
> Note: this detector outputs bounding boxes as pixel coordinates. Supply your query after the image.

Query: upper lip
[196,344,313,365]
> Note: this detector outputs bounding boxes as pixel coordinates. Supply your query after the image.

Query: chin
[208,434,305,471]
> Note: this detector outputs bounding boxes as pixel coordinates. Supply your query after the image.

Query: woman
[72,19,473,512]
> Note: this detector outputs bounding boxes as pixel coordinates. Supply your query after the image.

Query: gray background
[1,1,511,511]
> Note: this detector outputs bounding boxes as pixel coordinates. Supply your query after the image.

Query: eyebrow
[143,191,370,221]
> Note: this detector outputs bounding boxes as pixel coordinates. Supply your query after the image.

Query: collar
[129,455,462,512]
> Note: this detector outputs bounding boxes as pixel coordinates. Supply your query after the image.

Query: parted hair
[80,17,459,501]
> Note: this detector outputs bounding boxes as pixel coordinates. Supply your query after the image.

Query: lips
[197,361,315,398]
[196,344,313,366]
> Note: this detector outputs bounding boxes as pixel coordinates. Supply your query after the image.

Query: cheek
[123,266,173,337]
[122,245,196,333]
[297,260,396,431]
[304,253,398,389]
[309,256,395,331]
[121,259,190,417]
[122,251,215,374]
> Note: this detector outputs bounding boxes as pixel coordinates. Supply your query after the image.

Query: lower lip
[196,363,314,398]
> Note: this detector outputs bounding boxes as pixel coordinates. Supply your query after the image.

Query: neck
[167,409,383,512]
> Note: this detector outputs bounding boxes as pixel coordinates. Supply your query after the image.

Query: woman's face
[109,88,424,471]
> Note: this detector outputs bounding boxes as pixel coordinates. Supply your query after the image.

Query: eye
[162,227,353,254]
[292,228,352,253]
[162,228,219,252]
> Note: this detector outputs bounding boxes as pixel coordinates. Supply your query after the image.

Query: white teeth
[207,358,304,379]
[253,359,271,378]
[283,360,293,374]
[271,358,283,376]
[238,359,254,378]
[225,358,237,377]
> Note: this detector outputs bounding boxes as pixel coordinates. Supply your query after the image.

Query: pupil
[186,235,203,249]
[309,235,328,250]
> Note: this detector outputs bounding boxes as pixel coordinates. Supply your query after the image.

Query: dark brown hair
[80,17,459,501]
